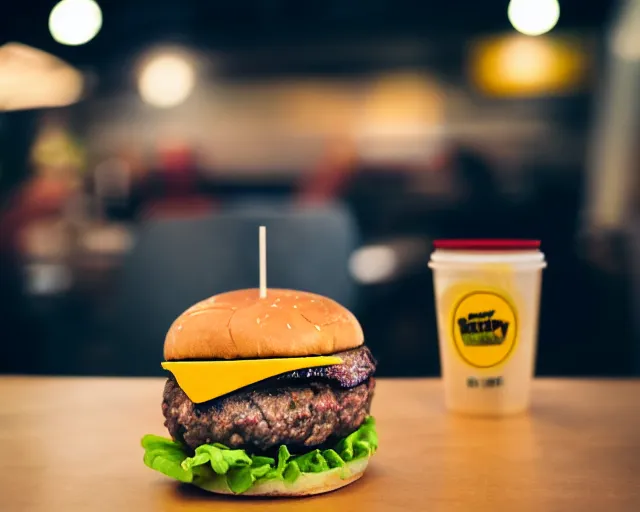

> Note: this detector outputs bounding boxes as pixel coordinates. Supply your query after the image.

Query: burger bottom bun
[193,457,369,497]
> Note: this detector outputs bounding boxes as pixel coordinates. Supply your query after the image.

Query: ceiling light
[138,53,195,108]
[49,0,103,46]
[508,0,560,37]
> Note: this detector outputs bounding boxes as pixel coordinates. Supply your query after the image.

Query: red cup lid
[433,239,541,251]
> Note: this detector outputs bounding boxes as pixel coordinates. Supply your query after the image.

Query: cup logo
[458,310,509,346]
[451,292,517,368]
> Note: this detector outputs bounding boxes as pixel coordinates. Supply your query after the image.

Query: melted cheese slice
[161,356,343,404]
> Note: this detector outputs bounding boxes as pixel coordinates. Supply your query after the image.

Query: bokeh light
[469,35,588,97]
[49,0,103,46]
[0,43,84,110]
[508,0,560,36]
[137,53,195,108]
[349,246,398,284]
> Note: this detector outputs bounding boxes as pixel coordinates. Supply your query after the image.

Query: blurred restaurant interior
[1,0,639,379]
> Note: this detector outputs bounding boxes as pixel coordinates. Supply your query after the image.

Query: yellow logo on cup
[451,291,517,369]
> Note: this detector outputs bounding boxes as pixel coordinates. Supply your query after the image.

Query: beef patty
[162,377,375,452]
[162,345,376,452]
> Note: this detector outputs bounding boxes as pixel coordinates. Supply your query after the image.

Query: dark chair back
[106,203,360,375]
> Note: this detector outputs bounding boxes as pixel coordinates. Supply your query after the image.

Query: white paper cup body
[429,249,546,416]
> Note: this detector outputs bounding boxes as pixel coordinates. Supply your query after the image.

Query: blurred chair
[223,196,291,213]
[96,202,360,376]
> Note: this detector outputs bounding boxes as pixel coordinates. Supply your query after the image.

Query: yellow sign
[469,34,590,97]
[451,291,518,369]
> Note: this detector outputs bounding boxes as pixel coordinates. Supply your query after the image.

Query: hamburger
[141,288,377,496]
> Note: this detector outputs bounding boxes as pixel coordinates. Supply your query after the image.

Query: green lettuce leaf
[141,435,194,483]
[141,416,377,494]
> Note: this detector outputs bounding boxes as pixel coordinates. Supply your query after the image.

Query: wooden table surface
[1,377,639,512]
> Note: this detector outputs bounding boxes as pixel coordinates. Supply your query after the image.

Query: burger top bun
[163,289,364,360]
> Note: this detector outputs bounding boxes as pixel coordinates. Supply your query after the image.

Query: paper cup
[429,240,546,416]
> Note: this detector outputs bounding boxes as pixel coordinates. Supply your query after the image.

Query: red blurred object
[140,197,217,220]
[296,138,357,205]
[0,177,75,253]
[433,239,541,250]
[157,143,197,197]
